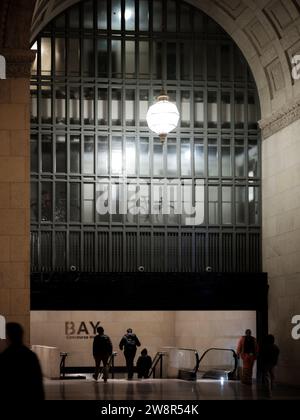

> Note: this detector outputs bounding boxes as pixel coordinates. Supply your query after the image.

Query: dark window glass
[70,184,81,222]
[180,43,190,80]
[41,38,51,76]
[139,90,149,126]
[139,0,149,31]
[69,6,80,28]
[68,39,80,75]
[98,136,109,175]
[97,0,107,30]
[207,43,217,80]
[153,0,162,31]
[70,135,81,173]
[83,39,94,77]
[111,40,122,77]
[167,0,177,32]
[111,0,121,30]
[55,39,65,75]
[98,88,108,125]
[125,41,136,77]
[55,183,67,222]
[42,182,52,222]
[236,186,246,224]
[42,135,52,172]
[31,135,38,173]
[83,88,94,125]
[222,139,232,177]
[222,187,232,225]
[31,182,38,222]
[139,41,149,78]
[84,184,95,223]
[221,93,231,129]
[167,42,177,80]
[112,89,122,125]
[221,45,231,80]
[97,39,108,77]
[31,0,261,272]
[55,87,66,124]
[208,92,218,129]
[153,42,162,79]
[125,0,135,31]
[41,86,52,123]
[69,87,80,124]
[235,140,245,177]
[56,135,67,173]
[84,1,94,29]
[31,87,38,123]
[194,139,205,177]
[84,136,95,174]
[180,3,190,32]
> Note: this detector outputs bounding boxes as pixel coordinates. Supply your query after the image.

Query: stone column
[261,102,300,386]
[0,48,35,345]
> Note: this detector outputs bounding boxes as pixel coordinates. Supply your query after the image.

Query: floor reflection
[45,377,300,401]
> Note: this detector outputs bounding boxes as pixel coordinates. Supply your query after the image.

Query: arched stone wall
[29,0,300,136]
[0,0,299,385]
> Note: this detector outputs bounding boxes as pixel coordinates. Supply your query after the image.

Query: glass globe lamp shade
[146,92,180,142]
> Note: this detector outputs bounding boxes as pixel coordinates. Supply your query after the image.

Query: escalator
[148,347,238,382]
[197,348,238,380]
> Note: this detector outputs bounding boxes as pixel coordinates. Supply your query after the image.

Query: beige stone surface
[0,131,10,156]
[30,311,256,369]
[263,118,300,386]
[0,78,30,345]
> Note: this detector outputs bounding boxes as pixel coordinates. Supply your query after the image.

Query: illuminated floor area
[44,377,300,401]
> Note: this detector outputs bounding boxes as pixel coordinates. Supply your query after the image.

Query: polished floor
[44,376,300,400]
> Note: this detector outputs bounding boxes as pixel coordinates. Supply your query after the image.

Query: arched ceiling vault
[2,0,300,137]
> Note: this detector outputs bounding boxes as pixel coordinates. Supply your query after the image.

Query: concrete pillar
[0,48,35,344]
[262,114,300,386]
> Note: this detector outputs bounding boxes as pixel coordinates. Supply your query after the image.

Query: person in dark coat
[119,328,141,380]
[0,323,44,401]
[137,348,152,379]
[260,334,280,397]
[93,326,113,382]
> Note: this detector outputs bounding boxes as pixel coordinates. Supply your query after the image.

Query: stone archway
[0,0,300,385]
[29,0,300,135]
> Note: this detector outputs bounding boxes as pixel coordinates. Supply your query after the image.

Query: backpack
[124,334,136,349]
[243,336,255,354]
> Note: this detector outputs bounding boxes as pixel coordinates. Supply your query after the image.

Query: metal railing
[198,348,238,380]
[148,352,167,379]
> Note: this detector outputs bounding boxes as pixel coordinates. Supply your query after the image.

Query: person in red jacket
[237,329,258,385]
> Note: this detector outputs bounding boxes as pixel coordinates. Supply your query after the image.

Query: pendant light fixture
[146,89,180,142]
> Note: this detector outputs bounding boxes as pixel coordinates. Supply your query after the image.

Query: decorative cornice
[259,98,300,139]
[0,48,36,78]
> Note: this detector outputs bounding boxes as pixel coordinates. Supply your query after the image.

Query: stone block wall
[263,119,300,386]
[0,77,30,344]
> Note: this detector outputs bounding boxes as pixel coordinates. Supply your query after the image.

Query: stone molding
[0,48,35,78]
[259,98,300,139]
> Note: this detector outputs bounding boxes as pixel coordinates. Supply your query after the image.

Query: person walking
[93,326,113,383]
[137,348,152,379]
[0,323,44,401]
[260,334,280,397]
[237,329,258,385]
[119,328,141,380]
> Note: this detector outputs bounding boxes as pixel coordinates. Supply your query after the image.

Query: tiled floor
[44,376,300,400]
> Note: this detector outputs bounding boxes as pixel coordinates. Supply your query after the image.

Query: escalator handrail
[197,348,238,377]
[148,352,167,378]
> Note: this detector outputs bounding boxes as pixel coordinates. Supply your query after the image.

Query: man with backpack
[119,328,141,380]
[93,326,113,382]
[237,329,259,385]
